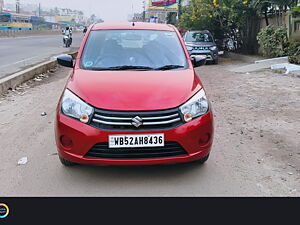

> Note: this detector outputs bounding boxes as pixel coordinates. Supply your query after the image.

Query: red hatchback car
[55,22,214,166]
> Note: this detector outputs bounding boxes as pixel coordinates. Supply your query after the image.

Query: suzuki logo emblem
[132,116,143,128]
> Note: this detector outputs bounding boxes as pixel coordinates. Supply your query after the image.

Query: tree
[253,1,271,25]
[180,0,260,53]
[253,0,299,26]
[167,12,177,25]
[90,14,96,23]
[54,7,60,16]
[257,25,288,57]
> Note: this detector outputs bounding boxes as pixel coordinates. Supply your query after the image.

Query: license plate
[109,134,164,148]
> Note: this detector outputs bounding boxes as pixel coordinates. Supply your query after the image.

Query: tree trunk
[264,9,269,26]
[240,12,260,54]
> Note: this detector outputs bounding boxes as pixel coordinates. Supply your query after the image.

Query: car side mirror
[191,55,206,67]
[57,55,73,68]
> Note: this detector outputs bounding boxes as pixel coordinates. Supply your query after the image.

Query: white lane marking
[0,56,38,69]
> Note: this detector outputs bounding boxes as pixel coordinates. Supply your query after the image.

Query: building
[146,0,179,23]
[129,13,144,22]
[54,8,86,25]
[0,0,4,11]
[1,1,96,27]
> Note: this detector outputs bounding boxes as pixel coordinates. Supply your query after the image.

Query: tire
[59,156,76,166]
[212,58,219,65]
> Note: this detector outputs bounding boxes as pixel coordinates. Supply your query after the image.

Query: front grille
[85,142,188,159]
[90,108,183,131]
[191,53,213,59]
[193,46,210,50]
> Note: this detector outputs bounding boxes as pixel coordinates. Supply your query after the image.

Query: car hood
[67,69,202,111]
[185,42,214,47]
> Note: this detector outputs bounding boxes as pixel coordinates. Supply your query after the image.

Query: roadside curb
[0,51,78,95]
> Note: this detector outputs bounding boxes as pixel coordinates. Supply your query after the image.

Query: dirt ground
[0,56,299,196]
[198,58,300,195]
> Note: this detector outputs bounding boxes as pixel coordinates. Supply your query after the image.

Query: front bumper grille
[193,46,210,50]
[90,108,183,131]
[190,53,213,60]
[85,142,188,159]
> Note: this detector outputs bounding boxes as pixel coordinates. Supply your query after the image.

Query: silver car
[184,30,219,64]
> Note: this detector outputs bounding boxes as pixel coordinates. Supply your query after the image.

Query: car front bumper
[55,110,214,166]
[189,50,218,61]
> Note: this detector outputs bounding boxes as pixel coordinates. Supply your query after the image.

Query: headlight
[180,89,209,122]
[186,45,193,51]
[210,46,217,51]
[61,89,93,123]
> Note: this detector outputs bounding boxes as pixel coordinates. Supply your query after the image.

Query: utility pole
[178,0,182,20]
[38,3,41,17]
[0,0,4,12]
[142,0,146,22]
[16,0,20,14]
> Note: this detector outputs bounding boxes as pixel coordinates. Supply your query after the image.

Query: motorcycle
[225,38,237,52]
[63,35,72,48]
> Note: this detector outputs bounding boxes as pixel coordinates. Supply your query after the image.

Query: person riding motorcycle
[63,26,72,47]
[83,26,87,35]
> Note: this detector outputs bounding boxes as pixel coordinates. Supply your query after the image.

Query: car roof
[92,22,175,31]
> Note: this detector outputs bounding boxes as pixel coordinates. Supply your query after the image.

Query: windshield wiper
[155,65,184,71]
[90,65,155,71]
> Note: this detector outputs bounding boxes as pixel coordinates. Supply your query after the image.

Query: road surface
[0,33,83,79]
[0,57,299,197]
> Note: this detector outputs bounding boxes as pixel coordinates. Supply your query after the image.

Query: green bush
[290,31,300,42]
[290,6,300,17]
[257,25,288,57]
[289,55,300,65]
[287,39,300,65]
[286,40,300,56]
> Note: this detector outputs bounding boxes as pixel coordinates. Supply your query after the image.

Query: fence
[260,13,300,37]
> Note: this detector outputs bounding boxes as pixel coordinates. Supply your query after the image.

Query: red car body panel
[55,22,214,166]
[67,69,202,111]
[55,111,214,166]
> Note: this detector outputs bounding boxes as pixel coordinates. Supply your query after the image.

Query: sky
[5,0,146,22]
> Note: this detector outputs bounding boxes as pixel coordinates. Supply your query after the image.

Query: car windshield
[80,29,187,71]
[186,32,213,43]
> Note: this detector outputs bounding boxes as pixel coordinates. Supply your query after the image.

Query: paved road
[0,58,299,197]
[0,33,83,79]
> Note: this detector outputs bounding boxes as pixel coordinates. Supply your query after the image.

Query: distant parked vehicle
[0,12,32,30]
[184,30,219,64]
